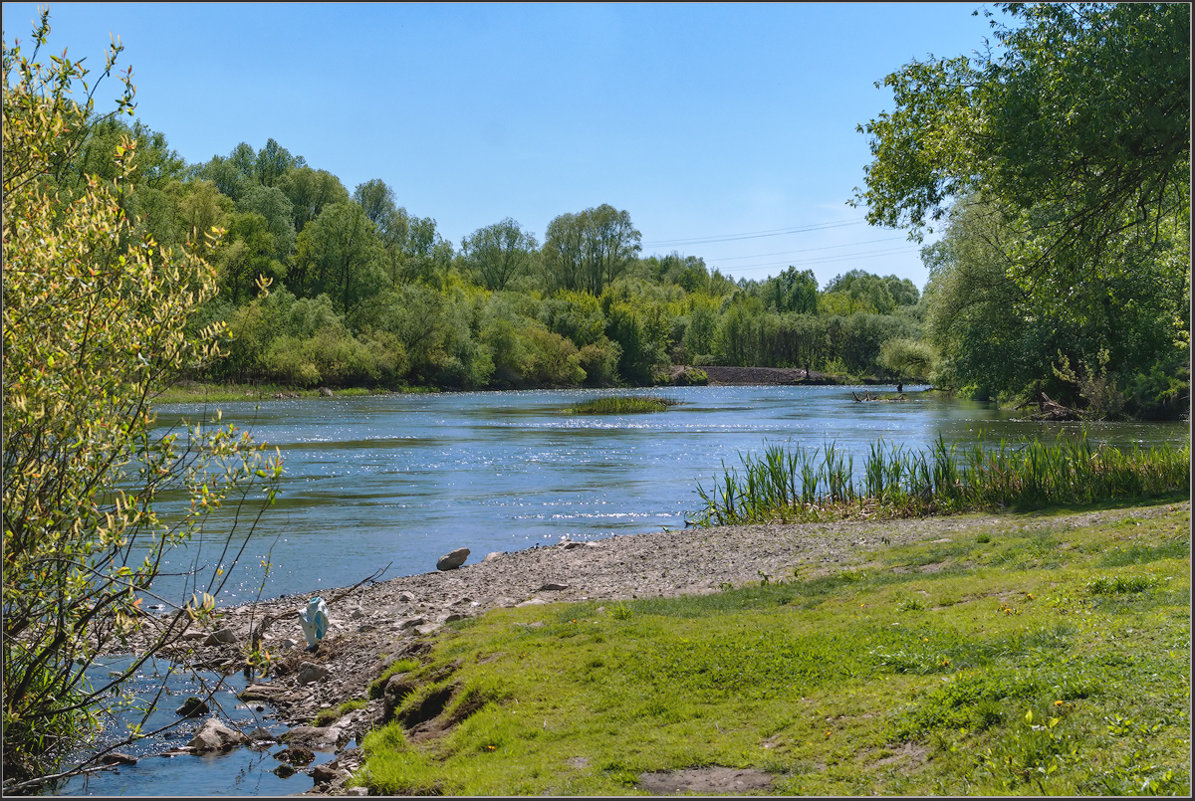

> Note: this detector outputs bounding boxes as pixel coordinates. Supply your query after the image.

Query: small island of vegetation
[566,396,681,415]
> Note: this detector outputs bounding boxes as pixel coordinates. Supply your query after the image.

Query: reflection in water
[147,386,1187,604]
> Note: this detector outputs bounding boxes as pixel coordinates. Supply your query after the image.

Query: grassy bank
[151,381,437,404]
[355,501,1190,796]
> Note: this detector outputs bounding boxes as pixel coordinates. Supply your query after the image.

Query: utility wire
[643,219,865,248]
[730,245,919,274]
[702,235,906,262]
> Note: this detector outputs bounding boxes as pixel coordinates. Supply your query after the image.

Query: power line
[642,219,866,248]
[728,245,920,275]
[706,235,906,262]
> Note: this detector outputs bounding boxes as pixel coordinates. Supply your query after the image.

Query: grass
[151,381,436,403]
[314,698,367,727]
[692,436,1190,526]
[567,396,681,415]
[354,501,1190,796]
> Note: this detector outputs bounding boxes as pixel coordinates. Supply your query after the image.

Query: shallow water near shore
[145,384,1187,607]
[48,656,337,796]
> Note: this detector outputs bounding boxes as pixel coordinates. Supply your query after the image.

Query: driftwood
[852,391,907,403]
[1025,392,1080,421]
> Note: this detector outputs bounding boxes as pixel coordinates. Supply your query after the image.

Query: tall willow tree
[3,13,282,788]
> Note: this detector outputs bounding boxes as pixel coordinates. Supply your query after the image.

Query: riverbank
[152,367,888,404]
[113,498,1190,795]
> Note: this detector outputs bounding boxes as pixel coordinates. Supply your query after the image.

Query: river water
[48,384,1187,796]
[146,384,1187,607]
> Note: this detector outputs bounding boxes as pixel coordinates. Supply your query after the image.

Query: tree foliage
[856,1,1189,415]
[461,217,538,291]
[856,3,1188,263]
[543,204,642,295]
[2,14,281,786]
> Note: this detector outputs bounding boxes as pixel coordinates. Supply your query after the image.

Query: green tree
[544,204,641,295]
[237,184,296,260]
[174,178,233,255]
[254,137,302,187]
[855,2,1188,307]
[218,211,287,304]
[461,217,538,291]
[3,14,281,787]
[761,266,819,314]
[292,201,386,314]
[279,165,350,233]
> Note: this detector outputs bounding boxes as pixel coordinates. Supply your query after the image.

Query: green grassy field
[356,502,1190,796]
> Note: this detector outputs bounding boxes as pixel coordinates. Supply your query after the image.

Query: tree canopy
[855,1,1189,415]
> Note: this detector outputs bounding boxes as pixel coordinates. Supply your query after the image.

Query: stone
[415,622,442,636]
[516,598,548,607]
[282,725,342,749]
[297,661,330,685]
[275,745,315,766]
[203,628,238,646]
[239,683,289,702]
[397,591,415,602]
[537,582,568,591]
[436,547,470,571]
[311,762,340,783]
[483,551,504,562]
[398,616,426,631]
[273,763,296,778]
[188,717,248,753]
[444,612,466,623]
[175,696,209,717]
[249,727,275,742]
[99,751,137,766]
[318,387,334,397]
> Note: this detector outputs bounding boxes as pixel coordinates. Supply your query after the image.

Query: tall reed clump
[692,435,1190,526]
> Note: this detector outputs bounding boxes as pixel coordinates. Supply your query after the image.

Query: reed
[692,435,1190,526]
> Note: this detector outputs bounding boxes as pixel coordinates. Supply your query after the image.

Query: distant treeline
[71,7,1190,423]
[71,123,933,391]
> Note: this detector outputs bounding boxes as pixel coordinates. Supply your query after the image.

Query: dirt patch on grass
[638,766,775,794]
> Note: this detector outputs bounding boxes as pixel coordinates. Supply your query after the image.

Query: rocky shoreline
[109,502,1183,794]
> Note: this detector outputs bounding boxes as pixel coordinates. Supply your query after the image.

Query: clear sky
[2,2,999,291]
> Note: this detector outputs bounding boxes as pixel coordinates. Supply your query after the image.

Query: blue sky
[2,2,999,290]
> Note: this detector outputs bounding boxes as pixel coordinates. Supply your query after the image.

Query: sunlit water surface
[146,385,1187,606]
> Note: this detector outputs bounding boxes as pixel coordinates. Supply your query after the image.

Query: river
[145,384,1187,607]
[48,384,1187,796]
